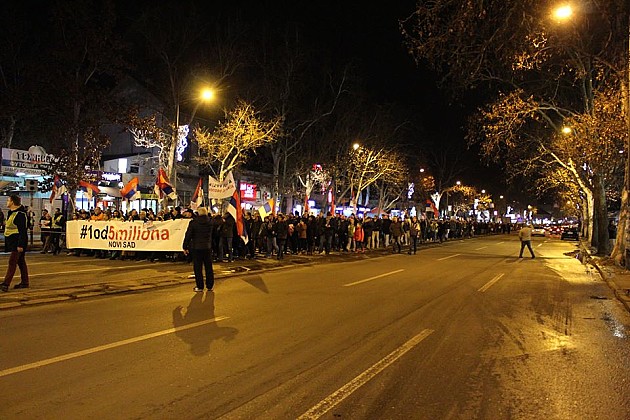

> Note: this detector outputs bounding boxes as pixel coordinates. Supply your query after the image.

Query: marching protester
[1,195,29,292]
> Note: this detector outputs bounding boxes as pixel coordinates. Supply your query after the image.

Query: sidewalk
[581,241,630,313]
[0,242,443,311]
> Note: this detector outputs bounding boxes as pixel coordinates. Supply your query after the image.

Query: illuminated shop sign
[240,183,257,200]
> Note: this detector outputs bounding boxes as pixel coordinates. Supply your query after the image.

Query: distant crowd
[28,206,514,262]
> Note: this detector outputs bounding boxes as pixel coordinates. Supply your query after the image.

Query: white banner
[208,171,236,199]
[66,219,191,251]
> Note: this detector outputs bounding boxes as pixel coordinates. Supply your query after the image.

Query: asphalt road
[1,235,629,419]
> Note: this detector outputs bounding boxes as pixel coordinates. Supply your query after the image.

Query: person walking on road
[518,223,535,259]
[183,207,215,292]
[1,195,29,292]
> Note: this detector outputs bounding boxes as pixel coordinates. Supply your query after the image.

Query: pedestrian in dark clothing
[1,195,29,291]
[381,215,392,247]
[183,207,215,292]
[389,216,403,253]
[219,213,235,262]
[275,214,289,259]
[408,216,421,255]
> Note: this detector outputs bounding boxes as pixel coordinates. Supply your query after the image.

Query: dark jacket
[183,215,214,250]
[275,219,289,240]
[5,205,28,252]
[221,214,235,238]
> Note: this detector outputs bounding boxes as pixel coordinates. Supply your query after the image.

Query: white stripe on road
[0,316,229,378]
[437,254,461,261]
[475,246,488,250]
[497,241,505,244]
[22,263,162,278]
[298,329,434,420]
[343,269,404,287]
[478,273,505,292]
[537,243,543,248]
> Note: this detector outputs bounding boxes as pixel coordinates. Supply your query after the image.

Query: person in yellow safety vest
[1,195,29,292]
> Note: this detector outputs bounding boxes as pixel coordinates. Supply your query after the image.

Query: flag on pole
[190,178,204,210]
[154,168,177,200]
[329,189,335,215]
[49,175,67,203]
[79,180,100,200]
[227,189,248,244]
[258,198,274,219]
[120,177,141,201]
[303,195,310,216]
[426,199,439,218]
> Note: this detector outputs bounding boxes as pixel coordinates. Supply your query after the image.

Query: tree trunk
[584,189,594,244]
[612,187,628,265]
[592,176,609,255]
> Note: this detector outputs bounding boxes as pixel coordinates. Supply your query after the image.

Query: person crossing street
[1,195,29,291]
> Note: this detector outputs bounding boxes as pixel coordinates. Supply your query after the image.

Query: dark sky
[29,0,508,198]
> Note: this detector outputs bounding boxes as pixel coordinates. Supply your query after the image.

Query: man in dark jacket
[275,213,289,260]
[1,195,29,291]
[183,207,215,292]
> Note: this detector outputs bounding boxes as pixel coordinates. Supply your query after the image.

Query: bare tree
[195,100,282,182]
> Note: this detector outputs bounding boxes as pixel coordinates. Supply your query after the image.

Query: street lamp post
[167,87,215,206]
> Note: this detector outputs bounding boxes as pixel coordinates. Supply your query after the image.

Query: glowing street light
[553,5,573,21]
[456,180,461,186]
[200,88,215,102]
[353,143,360,151]
[562,126,572,134]
[169,86,218,204]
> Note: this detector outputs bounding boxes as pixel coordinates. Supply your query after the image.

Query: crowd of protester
[30,206,514,263]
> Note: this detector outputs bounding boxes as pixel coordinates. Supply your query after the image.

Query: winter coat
[183,215,214,250]
[389,221,402,237]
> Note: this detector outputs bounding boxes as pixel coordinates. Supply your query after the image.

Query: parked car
[561,226,579,241]
[547,225,562,236]
[531,225,546,236]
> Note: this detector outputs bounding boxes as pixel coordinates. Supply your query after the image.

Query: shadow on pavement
[172,292,239,356]
[242,275,269,294]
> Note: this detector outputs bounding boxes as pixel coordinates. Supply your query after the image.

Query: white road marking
[298,329,434,420]
[437,254,461,261]
[497,241,505,244]
[478,273,505,292]
[475,246,488,250]
[21,263,162,278]
[343,269,405,287]
[537,243,543,248]
[0,316,229,378]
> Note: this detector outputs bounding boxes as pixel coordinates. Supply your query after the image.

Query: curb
[578,240,630,313]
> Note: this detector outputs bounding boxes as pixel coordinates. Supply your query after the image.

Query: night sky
[20,0,511,199]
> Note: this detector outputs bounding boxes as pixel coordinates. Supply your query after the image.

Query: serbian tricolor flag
[227,189,248,244]
[79,180,100,200]
[154,168,177,200]
[190,178,204,210]
[120,177,141,201]
[303,195,310,215]
[426,199,439,218]
[49,175,67,203]
[329,188,335,215]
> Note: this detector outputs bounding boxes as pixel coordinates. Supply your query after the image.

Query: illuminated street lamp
[353,142,360,151]
[553,5,573,20]
[561,126,572,134]
[168,86,216,204]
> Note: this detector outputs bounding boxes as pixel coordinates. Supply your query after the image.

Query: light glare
[554,5,573,20]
